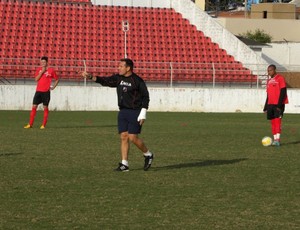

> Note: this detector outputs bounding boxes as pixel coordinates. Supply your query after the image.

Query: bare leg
[128,134,148,153]
[129,133,153,171]
[120,132,130,161]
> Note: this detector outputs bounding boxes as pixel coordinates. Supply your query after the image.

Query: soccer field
[0,111,299,229]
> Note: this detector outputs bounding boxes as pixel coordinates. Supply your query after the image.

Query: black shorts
[118,109,142,134]
[266,104,285,120]
[33,91,51,106]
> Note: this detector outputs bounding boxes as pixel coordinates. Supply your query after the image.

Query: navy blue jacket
[95,73,150,110]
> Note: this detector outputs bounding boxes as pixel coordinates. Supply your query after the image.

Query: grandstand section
[0,0,265,86]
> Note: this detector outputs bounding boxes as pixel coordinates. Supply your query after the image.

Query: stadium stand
[0,0,257,85]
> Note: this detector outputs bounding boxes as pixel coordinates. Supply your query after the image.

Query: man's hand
[41,66,47,74]
[79,71,88,78]
[79,71,93,79]
[137,108,147,126]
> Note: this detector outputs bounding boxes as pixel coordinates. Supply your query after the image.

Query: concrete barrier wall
[216,18,300,43]
[1,85,300,113]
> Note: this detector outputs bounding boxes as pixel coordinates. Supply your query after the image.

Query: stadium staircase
[0,0,260,85]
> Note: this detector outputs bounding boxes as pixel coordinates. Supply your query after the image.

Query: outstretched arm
[79,71,96,81]
[79,71,119,87]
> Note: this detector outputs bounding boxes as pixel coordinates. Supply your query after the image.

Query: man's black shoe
[144,154,154,171]
[115,163,129,172]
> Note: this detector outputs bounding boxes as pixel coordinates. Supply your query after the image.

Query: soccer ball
[262,136,272,147]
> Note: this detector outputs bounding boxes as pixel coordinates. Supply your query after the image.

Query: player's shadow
[0,152,23,157]
[280,140,300,146]
[152,158,248,171]
[51,125,117,129]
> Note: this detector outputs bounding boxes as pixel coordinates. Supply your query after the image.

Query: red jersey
[266,74,288,105]
[35,67,58,92]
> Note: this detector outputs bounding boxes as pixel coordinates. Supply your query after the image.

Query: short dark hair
[268,64,276,70]
[121,58,134,71]
[41,56,48,62]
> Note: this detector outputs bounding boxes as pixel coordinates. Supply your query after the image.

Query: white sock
[276,133,280,140]
[122,160,128,166]
[143,150,152,157]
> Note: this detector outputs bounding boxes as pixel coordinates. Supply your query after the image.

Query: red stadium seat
[0,1,255,83]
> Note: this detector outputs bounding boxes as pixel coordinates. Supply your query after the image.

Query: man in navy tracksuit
[80,58,154,171]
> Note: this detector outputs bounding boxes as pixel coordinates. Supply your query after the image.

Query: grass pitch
[0,111,299,229]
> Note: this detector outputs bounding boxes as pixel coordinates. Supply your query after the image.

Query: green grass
[0,111,299,229]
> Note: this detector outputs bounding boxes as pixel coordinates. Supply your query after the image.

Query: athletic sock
[274,118,281,134]
[29,107,37,126]
[42,108,49,126]
[121,160,128,166]
[271,119,276,135]
[143,150,152,157]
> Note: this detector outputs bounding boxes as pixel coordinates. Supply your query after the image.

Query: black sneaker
[115,163,129,172]
[144,154,154,171]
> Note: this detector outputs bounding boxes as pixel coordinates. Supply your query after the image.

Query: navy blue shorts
[118,109,142,134]
[33,91,51,106]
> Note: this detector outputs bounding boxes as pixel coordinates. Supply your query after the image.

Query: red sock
[274,118,281,134]
[271,119,276,135]
[29,107,37,126]
[42,108,49,126]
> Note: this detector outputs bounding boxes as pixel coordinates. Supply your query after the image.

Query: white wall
[216,18,300,43]
[262,43,300,70]
[1,85,299,113]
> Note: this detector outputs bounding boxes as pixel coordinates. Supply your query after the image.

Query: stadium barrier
[0,84,300,113]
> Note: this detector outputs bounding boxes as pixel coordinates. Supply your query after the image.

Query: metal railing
[1,58,297,88]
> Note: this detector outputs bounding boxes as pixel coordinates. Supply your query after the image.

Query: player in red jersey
[24,57,59,129]
[263,64,288,146]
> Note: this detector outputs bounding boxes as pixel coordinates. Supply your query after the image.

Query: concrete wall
[251,3,296,19]
[195,0,205,11]
[1,85,300,113]
[262,43,300,69]
[216,18,300,42]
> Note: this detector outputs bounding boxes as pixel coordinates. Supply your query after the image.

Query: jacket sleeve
[95,75,119,87]
[277,87,287,108]
[139,80,150,109]
[263,97,268,112]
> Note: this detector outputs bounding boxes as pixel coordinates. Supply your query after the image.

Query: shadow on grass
[49,125,117,129]
[281,140,300,146]
[152,158,248,171]
[0,152,23,157]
